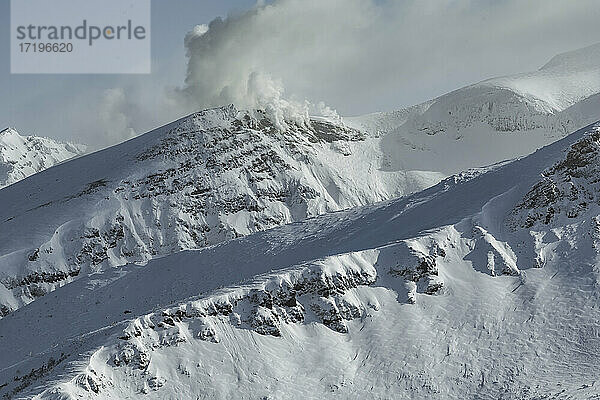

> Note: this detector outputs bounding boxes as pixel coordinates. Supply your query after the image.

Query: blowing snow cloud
[177,0,600,120]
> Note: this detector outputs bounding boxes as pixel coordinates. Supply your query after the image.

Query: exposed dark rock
[509,129,600,228]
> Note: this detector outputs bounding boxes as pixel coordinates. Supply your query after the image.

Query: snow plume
[98,88,137,145]
[245,71,311,130]
[177,0,367,129]
[61,0,600,145]
[177,0,600,124]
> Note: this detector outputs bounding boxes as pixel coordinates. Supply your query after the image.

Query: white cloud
[178,0,600,118]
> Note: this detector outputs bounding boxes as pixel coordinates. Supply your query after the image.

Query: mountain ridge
[0,127,86,190]
[2,120,599,399]
[346,43,600,175]
[0,105,442,316]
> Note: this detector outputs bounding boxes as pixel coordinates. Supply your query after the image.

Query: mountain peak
[540,42,600,72]
[475,43,600,112]
[0,129,86,189]
[0,102,439,316]
[0,127,19,137]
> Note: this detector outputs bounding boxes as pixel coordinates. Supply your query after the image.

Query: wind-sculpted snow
[348,86,588,176]
[487,42,600,113]
[347,45,600,176]
[2,122,600,399]
[0,106,442,316]
[3,44,600,398]
[0,128,85,189]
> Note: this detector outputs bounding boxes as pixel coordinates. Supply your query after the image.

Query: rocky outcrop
[100,260,378,393]
[508,128,600,229]
[389,241,446,303]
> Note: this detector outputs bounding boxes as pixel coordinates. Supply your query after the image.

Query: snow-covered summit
[2,120,600,399]
[1,127,16,136]
[0,105,442,316]
[541,42,600,71]
[0,127,86,189]
[482,42,600,112]
[346,44,600,175]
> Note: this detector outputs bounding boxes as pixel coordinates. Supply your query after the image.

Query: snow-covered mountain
[0,128,86,189]
[0,106,442,316]
[1,44,599,319]
[2,43,600,399]
[347,43,600,174]
[2,120,600,399]
[485,42,600,112]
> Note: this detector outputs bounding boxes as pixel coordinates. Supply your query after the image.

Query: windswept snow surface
[0,128,85,189]
[485,42,600,112]
[2,122,600,399]
[346,43,600,175]
[0,106,442,315]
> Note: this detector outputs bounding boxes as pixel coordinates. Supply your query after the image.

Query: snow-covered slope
[0,128,85,189]
[485,42,600,112]
[0,106,442,316]
[346,43,600,174]
[2,121,600,399]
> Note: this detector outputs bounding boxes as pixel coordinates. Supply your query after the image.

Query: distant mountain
[0,106,442,316]
[0,128,86,189]
[2,119,600,399]
[346,43,600,174]
[487,42,600,111]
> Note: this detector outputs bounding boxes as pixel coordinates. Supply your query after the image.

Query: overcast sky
[2,0,600,148]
